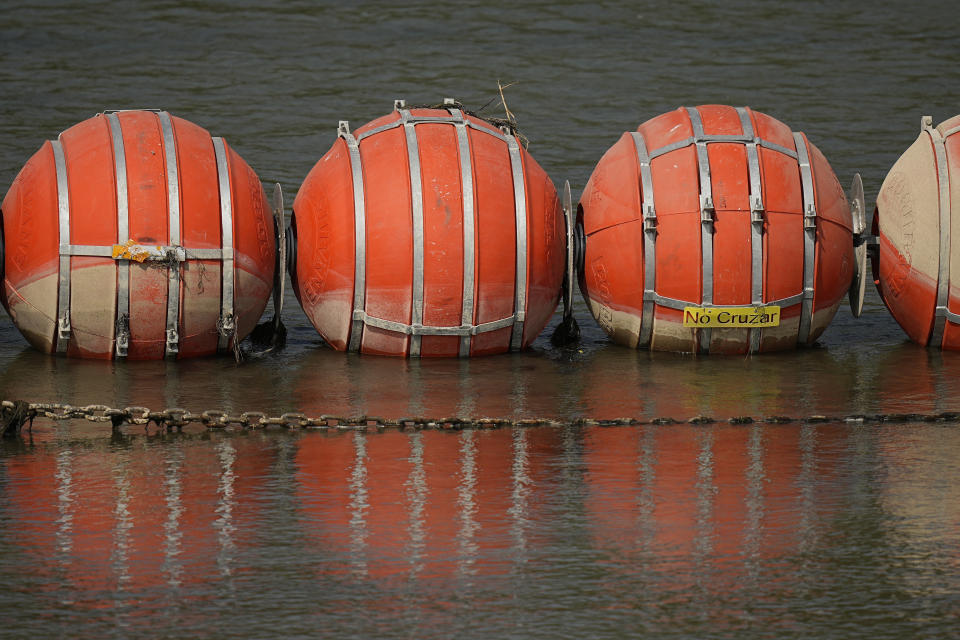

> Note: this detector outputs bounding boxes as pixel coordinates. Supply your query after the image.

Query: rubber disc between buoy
[272,183,286,328]
[848,173,868,317]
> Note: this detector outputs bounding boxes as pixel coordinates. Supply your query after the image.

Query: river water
[1,1,959,638]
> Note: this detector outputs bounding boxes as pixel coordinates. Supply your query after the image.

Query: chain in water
[3,399,960,434]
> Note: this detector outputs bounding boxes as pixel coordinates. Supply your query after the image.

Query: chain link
[4,399,960,433]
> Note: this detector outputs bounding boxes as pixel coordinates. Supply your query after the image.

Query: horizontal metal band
[59,245,116,257]
[648,135,799,161]
[942,125,960,138]
[646,291,805,312]
[355,311,516,336]
[355,116,511,144]
[936,306,960,325]
[59,244,227,261]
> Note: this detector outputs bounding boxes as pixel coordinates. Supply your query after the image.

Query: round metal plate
[272,183,286,328]
[563,180,574,319]
[848,173,867,317]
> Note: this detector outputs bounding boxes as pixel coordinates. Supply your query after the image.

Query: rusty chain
[4,399,960,434]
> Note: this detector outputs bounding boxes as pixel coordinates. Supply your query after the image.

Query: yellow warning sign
[683,306,781,328]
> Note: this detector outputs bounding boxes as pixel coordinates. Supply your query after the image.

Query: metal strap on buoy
[688,107,716,354]
[105,112,131,358]
[626,107,816,354]
[924,116,957,347]
[737,107,766,353]
[630,131,657,349]
[52,110,237,357]
[505,125,529,352]
[794,132,817,345]
[451,105,477,357]
[340,99,529,356]
[212,136,237,355]
[157,111,182,358]
[53,137,71,354]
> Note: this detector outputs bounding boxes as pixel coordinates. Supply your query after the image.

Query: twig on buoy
[497,79,518,125]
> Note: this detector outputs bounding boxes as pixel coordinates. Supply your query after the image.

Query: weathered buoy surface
[291,100,565,357]
[578,105,854,354]
[0,110,275,359]
[874,115,960,349]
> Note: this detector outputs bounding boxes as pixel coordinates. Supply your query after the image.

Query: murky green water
[2,1,960,637]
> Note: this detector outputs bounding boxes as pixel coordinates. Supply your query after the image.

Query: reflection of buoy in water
[0,110,276,359]
[577,105,858,354]
[290,99,566,357]
[875,115,960,349]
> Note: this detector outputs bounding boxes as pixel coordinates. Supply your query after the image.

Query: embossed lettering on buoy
[875,115,960,349]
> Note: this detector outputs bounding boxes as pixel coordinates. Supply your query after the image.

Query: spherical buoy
[874,115,960,349]
[1,110,276,359]
[291,99,566,357]
[577,105,857,354]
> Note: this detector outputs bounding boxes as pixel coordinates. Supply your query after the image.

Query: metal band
[940,307,960,325]
[451,109,476,357]
[53,138,71,354]
[356,117,512,145]
[401,109,426,357]
[106,113,130,357]
[648,136,799,162]
[339,122,367,353]
[353,310,515,336]
[927,122,952,348]
[158,112,181,357]
[505,131,528,352]
[59,245,220,260]
[687,107,714,354]
[942,125,960,139]
[212,137,235,354]
[737,107,765,354]
[648,291,804,312]
[794,132,817,345]
[631,131,657,349]
[59,245,114,257]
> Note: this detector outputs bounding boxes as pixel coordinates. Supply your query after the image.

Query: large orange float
[290,99,567,357]
[577,105,862,354]
[1,110,277,359]
[874,114,960,349]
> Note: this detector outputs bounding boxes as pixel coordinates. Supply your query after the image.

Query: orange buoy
[1,110,276,359]
[874,115,960,349]
[577,105,857,354]
[291,99,566,357]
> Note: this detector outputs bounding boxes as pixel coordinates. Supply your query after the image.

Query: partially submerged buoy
[0,110,276,358]
[874,115,960,349]
[290,99,567,357]
[578,105,857,354]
